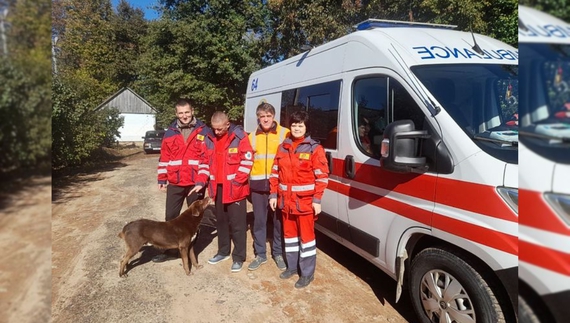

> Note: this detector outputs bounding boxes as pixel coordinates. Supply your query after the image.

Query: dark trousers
[162,184,205,255]
[165,184,205,221]
[251,191,283,259]
[215,185,247,262]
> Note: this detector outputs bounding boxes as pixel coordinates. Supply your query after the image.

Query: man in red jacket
[154,98,211,262]
[203,111,254,273]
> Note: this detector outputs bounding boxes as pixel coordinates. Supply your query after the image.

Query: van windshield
[412,64,518,164]
[518,43,570,164]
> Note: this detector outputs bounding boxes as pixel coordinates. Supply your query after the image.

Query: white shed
[97,87,157,142]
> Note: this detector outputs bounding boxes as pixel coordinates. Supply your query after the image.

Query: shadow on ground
[315,231,418,322]
[0,166,51,211]
[52,146,144,203]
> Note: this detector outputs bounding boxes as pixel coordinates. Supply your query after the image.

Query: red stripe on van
[331,158,517,223]
[327,180,432,226]
[432,213,518,255]
[520,240,570,276]
[520,189,570,236]
[331,160,435,200]
[435,177,517,222]
[327,180,518,255]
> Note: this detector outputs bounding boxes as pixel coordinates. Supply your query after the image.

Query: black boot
[279,268,297,279]
[152,249,179,263]
[294,275,314,288]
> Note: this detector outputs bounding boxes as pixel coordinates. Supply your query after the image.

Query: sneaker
[231,261,243,273]
[208,254,230,265]
[279,269,297,280]
[273,255,287,271]
[247,256,267,271]
[152,252,178,263]
[295,275,314,288]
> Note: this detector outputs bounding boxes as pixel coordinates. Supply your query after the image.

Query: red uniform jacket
[157,119,211,187]
[202,124,253,204]
[269,136,329,215]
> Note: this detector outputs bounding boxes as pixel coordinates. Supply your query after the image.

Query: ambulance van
[518,5,570,323]
[245,20,518,322]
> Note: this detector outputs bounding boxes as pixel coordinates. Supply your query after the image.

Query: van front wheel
[409,248,505,323]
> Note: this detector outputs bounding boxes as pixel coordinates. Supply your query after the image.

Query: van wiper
[472,133,519,146]
[519,128,570,142]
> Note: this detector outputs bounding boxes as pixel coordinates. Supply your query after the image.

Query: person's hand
[312,203,321,215]
[188,185,203,196]
[158,183,167,192]
[269,198,277,211]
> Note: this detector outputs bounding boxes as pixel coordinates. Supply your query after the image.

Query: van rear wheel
[409,247,505,323]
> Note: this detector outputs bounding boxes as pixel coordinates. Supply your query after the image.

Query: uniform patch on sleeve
[228,147,238,154]
[299,153,310,160]
[197,134,204,141]
[245,151,252,160]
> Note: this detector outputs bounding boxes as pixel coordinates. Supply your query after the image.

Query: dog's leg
[119,246,138,278]
[189,245,203,270]
[179,246,191,275]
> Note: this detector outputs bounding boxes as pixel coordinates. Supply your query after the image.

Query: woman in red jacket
[269,110,329,288]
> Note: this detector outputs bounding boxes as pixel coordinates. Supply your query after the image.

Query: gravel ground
[49,147,416,323]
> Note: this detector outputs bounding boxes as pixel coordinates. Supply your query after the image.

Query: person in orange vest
[247,102,290,271]
[154,98,210,263]
[269,110,329,288]
[202,111,254,273]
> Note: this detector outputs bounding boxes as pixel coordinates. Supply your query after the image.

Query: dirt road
[0,176,51,323]
[51,147,417,323]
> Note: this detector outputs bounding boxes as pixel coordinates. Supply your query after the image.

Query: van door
[337,70,436,270]
[278,81,344,241]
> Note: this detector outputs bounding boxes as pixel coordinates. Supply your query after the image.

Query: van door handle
[345,155,355,179]
[326,151,333,174]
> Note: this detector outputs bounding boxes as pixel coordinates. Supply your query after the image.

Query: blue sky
[112,0,160,20]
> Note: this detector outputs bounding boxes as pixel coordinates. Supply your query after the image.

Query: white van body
[245,20,518,322]
[519,5,570,323]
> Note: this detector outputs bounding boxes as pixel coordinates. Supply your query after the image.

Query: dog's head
[182,197,212,218]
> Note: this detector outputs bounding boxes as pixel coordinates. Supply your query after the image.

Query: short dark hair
[175,98,192,109]
[256,102,276,116]
[289,110,310,134]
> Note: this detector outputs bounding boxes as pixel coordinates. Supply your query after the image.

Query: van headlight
[544,193,570,226]
[497,187,518,214]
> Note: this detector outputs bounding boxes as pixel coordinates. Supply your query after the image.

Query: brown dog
[118,197,211,277]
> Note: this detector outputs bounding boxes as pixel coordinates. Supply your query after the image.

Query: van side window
[391,80,425,130]
[280,80,341,149]
[353,77,388,157]
[353,77,424,158]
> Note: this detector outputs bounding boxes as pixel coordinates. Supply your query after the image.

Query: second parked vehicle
[142,130,165,154]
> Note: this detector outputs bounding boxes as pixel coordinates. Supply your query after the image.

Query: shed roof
[96,87,157,114]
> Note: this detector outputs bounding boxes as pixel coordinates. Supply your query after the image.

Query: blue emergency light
[356,19,457,31]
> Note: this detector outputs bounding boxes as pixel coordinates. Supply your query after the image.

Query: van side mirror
[380,120,430,173]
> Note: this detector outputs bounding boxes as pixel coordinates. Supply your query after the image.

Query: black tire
[519,295,541,323]
[409,247,505,323]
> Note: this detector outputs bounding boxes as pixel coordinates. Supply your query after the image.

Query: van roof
[519,5,570,44]
[359,27,517,65]
[247,24,516,94]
